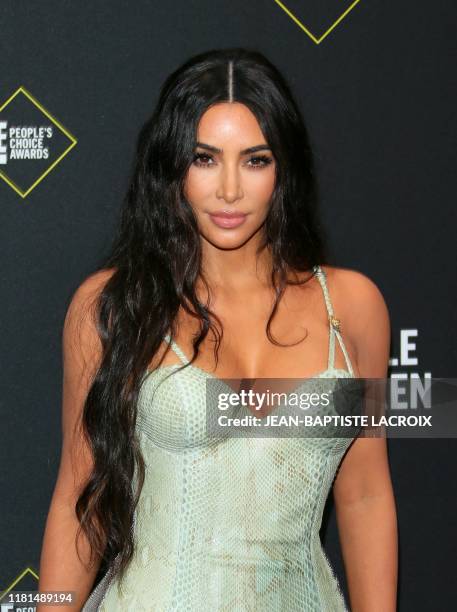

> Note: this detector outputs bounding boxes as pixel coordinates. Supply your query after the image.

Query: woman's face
[183,102,276,250]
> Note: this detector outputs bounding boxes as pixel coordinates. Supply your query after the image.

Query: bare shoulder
[65,267,116,320]
[63,267,117,369]
[320,264,391,376]
[321,264,390,327]
[69,266,116,301]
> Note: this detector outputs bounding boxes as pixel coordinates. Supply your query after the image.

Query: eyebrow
[195,141,272,155]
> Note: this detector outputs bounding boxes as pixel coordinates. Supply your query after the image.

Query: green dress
[83,265,357,612]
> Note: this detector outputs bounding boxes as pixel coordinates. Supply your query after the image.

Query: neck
[199,237,274,293]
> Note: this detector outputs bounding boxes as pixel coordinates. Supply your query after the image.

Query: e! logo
[0,121,7,165]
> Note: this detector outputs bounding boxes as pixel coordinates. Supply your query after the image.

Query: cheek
[183,168,212,203]
[248,169,276,202]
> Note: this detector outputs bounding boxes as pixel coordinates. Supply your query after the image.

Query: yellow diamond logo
[0,86,77,198]
[273,0,363,44]
[0,566,39,602]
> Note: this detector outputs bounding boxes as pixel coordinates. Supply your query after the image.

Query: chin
[201,228,256,250]
[205,234,249,250]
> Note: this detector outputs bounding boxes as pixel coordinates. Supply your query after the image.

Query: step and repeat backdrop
[1,1,455,610]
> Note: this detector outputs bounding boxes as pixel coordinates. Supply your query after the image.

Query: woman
[38,48,397,611]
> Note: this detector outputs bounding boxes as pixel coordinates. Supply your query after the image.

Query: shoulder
[320,264,389,325]
[63,267,117,359]
[320,264,391,376]
[73,266,117,297]
[65,267,116,324]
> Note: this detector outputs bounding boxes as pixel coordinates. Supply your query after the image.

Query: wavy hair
[74,47,329,587]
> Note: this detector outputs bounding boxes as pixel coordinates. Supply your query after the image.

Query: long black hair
[74,47,329,586]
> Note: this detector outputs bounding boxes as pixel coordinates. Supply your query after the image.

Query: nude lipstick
[208,210,247,229]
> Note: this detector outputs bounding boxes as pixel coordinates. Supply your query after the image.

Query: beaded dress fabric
[82,265,357,612]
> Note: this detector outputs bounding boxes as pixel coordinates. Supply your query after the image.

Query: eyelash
[192,152,273,170]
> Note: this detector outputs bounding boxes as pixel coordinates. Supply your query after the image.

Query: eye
[192,152,274,169]
[193,153,214,167]
[247,155,273,169]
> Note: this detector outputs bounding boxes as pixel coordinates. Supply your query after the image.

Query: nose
[216,162,243,203]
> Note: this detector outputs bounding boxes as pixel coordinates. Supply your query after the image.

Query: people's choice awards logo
[0,86,77,198]
[273,0,363,44]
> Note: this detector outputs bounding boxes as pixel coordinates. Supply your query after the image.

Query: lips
[209,210,246,219]
[208,210,247,229]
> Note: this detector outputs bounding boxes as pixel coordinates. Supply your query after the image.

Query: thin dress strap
[163,333,190,365]
[313,265,355,376]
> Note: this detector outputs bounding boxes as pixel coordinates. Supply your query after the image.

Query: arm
[37,270,113,612]
[333,270,398,612]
